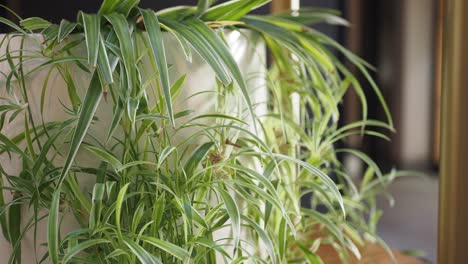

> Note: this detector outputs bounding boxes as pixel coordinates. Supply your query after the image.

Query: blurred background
[0,0,440,263]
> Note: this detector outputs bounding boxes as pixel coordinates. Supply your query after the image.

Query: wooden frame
[438,0,468,262]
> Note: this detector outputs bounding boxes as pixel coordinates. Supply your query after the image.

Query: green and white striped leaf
[58,19,77,42]
[140,236,190,261]
[124,237,161,264]
[58,72,103,185]
[140,9,175,127]
[80,12,100,67]
[47,187,61,264]
[217,187,240,250]
[202,0,270,21]
[85,146,123,171]
[62,239,110,263]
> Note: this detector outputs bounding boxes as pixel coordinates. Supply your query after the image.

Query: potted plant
[0,0,403,263]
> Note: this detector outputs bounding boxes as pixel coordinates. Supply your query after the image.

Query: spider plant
[0,0,399,263]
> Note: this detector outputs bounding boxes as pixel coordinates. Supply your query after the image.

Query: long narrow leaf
[97,35,114,84]
[272,153,345,216]
[140,9,175,127]
[242,216,276,264]
[160,17,231,85]
[184,142,214,176]
[105,13,135,95]
[80,13,100,67]
[99,0,140,16]
[62,239,110,263]
[58,19,77,42]
[140,236,190,261]
[20,17,51,31]
[217,187,240,251]
[48,187,61,264]
[98,0,121,14]
[162,17,257,131]
[124,237,161,264]
[58,72,103,185]
[115,183,130,238]
[85,146,123,171]
[202,0,270,21]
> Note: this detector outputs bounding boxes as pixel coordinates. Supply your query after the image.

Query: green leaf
[99,0,140,16]
[301,209,345,246]
[275,8,349,26]
[186,18,257,130]
[202,0,271,21]
[8,194,21,263]
[106,100,124,143]
[85,146,122,171]
[175,110,194,119]
[98,0,121,15]
[161,25,193,62]
[162,17,257,131]
[272,153,345,216]
[105,249,130,260]
[118,161,157,172]
[140,236,190,261]
[58,19,77,42]
[59,67,81,112]
[140,9,175,127]
[241,16,311,65]
[187,113,247,126]
[31,123,70,173]
[42,24,60,42]
[217,187,240,250]
[62,239,110,263]
[105,181,116,200]
[105,13,135,95]
[0,17,24,32]
[184,142,214,176]
[58,72,103,185]
[0,133,26,157]
[157,146,176,169]
[160,17,231,85]
[243,216,276,264]
[127,97,139,122]
[135,113,167,122]
[170,74,186,99]
[116,0,140,16]
[195,238,231,260]
[97,35,114,84]
[123,237,161,264]
[278,219,287,260]
[89,183,105,229]
[48,187,61,264]
[336,148,383,179]
[196,0,214,16]
[296,242,324,264]
[151,194,165,235]
[20,17,51,31]
[115,183,130,239]
[80,13,101,67]
[0,172,9,242]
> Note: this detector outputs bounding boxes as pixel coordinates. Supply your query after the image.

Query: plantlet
[0,0,400,263]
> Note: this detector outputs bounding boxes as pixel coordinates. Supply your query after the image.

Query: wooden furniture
[317,243,425,264]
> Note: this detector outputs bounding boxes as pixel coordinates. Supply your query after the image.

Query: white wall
[400,0,436,168]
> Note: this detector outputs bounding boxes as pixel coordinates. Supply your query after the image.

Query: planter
[0,31,266,263]
[317,243,425,264]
